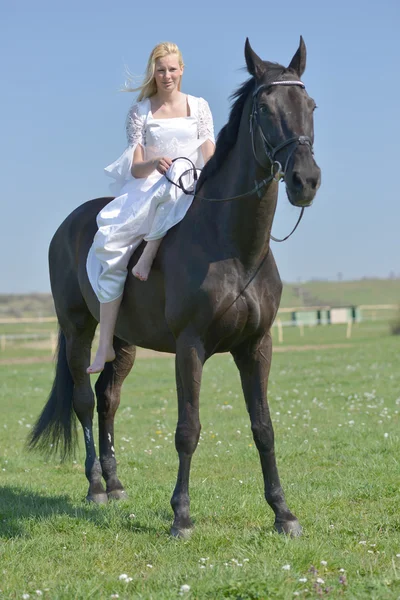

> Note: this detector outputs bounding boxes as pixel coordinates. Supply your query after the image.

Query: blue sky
[1,0,399,293]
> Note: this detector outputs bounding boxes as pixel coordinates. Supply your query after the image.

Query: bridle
[250,79,313,241]
[250,80,313,180]
[165,79,315,242]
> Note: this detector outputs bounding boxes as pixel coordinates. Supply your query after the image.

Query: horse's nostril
[307,176,319,190]
[292,172,303,188]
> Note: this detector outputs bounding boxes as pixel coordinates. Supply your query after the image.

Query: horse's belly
[114,270,176,352]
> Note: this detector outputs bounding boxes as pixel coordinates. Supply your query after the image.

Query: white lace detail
[125,103,145,148]
[198,98,215,143]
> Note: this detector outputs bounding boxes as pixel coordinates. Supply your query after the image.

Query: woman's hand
[131,150,173,178]
[155,157,173,174]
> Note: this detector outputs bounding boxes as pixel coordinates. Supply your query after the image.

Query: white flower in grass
[146,564,153,569]
[339,568,346,572]
[384,432,389,438]
[22,595,30,600]
[282,564,291,570]
[359,540,367,545]
[298,577,307,582]
[316,578,325,584]
[396,554,400,558]
[111,595,119,599]
[118,574,132,582]
[320,560,327,566]
[180,584,191,593]
[35,593,43,597]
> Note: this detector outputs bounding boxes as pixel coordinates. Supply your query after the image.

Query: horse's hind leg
[63,311,108,504]
[231,332,302,536]
[94,336,136,500]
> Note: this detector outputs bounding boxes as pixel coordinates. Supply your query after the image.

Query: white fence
[0,304,397,351]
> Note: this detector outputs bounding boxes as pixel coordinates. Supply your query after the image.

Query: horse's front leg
[232,332,302,536]
[170,333,205,538]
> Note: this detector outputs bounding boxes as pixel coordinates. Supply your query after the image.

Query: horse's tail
[28,329,77,460]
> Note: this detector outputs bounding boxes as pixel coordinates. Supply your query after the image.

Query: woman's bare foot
[132,257,153,281]
[132,239,163,281]
[87,347,116,374]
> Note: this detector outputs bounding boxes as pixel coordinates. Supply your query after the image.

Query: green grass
[280,278,400,309]
[1,331,400,598]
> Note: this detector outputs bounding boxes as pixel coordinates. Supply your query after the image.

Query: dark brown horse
[29,38,321,537]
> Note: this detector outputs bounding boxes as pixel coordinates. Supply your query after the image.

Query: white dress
[86,95,215,303]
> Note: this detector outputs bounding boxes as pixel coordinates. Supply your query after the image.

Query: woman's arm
[198,98,215,165]
[201,139,215,165]
[131,145,172,178]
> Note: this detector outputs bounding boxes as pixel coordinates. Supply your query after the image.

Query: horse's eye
[259,104,269,114]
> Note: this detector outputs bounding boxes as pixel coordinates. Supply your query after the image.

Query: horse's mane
[197,62,286,189]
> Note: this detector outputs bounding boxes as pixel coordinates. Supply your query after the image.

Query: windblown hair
[123,42,184,101]
[197,61,285,189]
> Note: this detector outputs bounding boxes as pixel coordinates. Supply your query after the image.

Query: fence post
[277,319,283,343]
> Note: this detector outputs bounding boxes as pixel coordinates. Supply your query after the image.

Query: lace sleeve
[198,98,215,143]
[125,103,145,148]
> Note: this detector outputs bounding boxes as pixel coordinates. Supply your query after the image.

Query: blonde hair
[123,42,184,101]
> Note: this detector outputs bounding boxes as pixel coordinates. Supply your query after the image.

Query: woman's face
[154,54,183,93]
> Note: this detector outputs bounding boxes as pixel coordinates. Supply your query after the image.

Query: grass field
[1,326,400,598]
[280,278,400,309]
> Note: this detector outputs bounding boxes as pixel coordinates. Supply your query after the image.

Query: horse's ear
[245,38,266,79]
[288,36,307,77]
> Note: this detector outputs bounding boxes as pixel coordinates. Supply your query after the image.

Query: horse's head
[245,38,321,207]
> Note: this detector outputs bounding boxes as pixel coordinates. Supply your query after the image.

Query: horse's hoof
[86,492,108,504]
[170,525,193,539]
[275,518,302,537]
[107,489,128,501]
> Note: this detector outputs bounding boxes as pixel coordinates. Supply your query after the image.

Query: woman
[86,42,215,374]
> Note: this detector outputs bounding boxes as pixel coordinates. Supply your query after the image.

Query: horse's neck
[214,99,279,268]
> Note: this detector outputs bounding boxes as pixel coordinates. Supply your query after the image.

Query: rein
[164,79,314,242]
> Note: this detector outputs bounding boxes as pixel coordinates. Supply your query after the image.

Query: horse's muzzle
[285,155,321,207]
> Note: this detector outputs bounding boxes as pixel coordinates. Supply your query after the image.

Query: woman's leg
[132,238,163,281]
[87,295,123,374]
